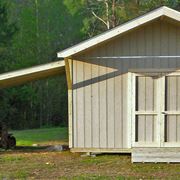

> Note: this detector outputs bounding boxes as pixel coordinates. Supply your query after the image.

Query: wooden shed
[1,6,180,163]
[58,6,180,162]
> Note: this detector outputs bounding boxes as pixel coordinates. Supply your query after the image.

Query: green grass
[0,155,26,163]
[12,127,68,146]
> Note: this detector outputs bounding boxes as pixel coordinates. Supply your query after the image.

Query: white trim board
[57,6,180,58]
[77,56,180,59]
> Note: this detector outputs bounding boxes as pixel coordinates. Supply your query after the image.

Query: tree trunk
[35,0,43,128]
[104,0,110,29]
[112,0,116,28]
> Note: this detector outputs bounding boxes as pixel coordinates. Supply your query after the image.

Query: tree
[0,0,17,72]
[84,0,180,37]
[0,0,17,127]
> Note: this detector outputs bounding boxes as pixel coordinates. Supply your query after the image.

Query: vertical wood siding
[72,19,180,149]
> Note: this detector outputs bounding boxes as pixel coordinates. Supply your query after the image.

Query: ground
[0,127,180,179]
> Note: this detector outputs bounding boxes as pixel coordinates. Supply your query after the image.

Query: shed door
[133,76,161,147]
[132,74,180,148]
[163,76,180,147]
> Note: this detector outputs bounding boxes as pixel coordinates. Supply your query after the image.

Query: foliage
[0,0,17,72]
[0,0,180,130]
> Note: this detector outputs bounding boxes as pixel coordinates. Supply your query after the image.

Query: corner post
[65,58,73,148]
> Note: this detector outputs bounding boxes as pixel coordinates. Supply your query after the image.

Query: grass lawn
[12,127,68,146]
[0,127,180,179]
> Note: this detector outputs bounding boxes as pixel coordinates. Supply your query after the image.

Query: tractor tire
[8,136,16,149]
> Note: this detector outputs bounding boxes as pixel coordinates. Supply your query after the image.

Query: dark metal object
[0,122,16,149]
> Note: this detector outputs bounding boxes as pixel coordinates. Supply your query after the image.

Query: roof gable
[57,6,180,58]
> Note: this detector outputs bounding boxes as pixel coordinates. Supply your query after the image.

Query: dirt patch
[0,150,180,179]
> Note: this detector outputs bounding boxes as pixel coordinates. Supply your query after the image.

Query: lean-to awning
[0,60,65,89]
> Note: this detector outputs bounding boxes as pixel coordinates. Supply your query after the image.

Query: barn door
[162,75,180,147]
[132,73,180,148]
[132,74,162,147]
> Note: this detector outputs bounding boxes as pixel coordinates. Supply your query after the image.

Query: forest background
[0,0,179,130]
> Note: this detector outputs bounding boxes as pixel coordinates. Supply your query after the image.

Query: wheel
[8,136,16,149]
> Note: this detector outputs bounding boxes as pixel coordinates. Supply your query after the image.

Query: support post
[65,58,73,148]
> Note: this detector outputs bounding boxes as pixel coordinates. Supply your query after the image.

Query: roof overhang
[57,6,180,58]
[0,60,65,89]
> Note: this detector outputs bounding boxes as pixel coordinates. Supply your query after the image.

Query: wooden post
[65,58,72,90]
[65,58,73,148]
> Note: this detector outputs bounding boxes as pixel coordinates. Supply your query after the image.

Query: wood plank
[66,58,73,148]
[131,73,136,147]
[72,60,77,147]
[145,116,152,142]
[132,148,180,163]
[167,76,175,111]
[129,30,137,68]
[99,46,107,148]
[76,60,85,147]
[135,111,158,115]
[167,77,177,142]
[91,51,100,148]
[145,23,153,68]
[145,77,153,111]
[167,115,177,142]
[137,77,146,142]
[122,74,128,148]
[71,148,131,153]
[152,21,161,68]
[122,34,130,148]
[160,22,169,68]
[177,76,180,111]
[122,33,130,72]
[177,77,180,141]
[127,73,132,148]
[168,23,177,68]
[68,89,73,148]
[177,26,180,66]
[138,77,146,111]
[138,116,146,142]
[145,77,154,142]
[114,42,123,148]
[84,60,92,148]
[177,116,180,142]
[107,43,115,148]
[65,58,72,89]
[158,76,164,147]
[137,28,145,68]
[163,111,180,115]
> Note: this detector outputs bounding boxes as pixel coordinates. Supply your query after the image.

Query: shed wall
[72,19,180,150]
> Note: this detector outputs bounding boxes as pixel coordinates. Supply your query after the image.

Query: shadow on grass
[0,144,70,153]
[0,146,50,153]
[15,145,50,151]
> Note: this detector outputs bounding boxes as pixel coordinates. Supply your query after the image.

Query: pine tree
[0,0,17,72]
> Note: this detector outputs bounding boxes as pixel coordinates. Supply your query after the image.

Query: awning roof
[57,6,180,58]
[0,60,65,89]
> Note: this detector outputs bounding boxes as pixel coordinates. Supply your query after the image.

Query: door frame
[131,71,180,148]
